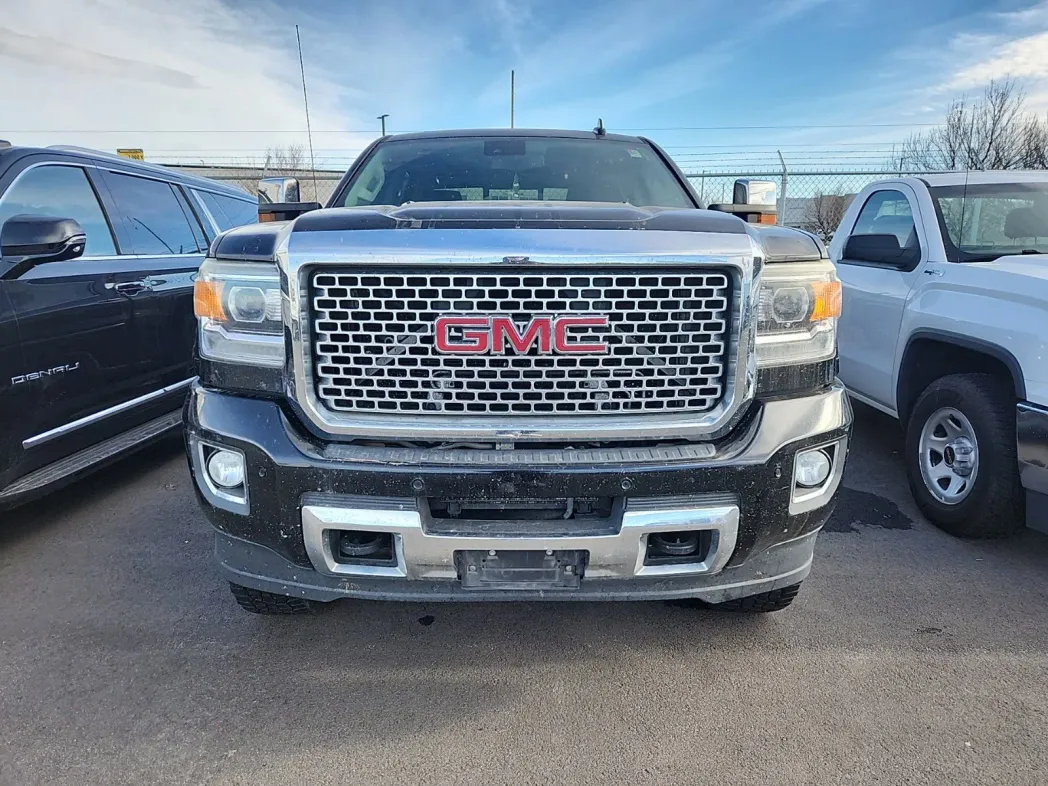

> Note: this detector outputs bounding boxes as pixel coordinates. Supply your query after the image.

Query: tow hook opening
[644,530,714,566]
[329,530,397,567]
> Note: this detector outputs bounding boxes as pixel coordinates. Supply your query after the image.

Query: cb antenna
[594,118,606,137]
[295,24,318,203]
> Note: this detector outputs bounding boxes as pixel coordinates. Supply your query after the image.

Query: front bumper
[1018,402,1048,533]
[185,383,852,603]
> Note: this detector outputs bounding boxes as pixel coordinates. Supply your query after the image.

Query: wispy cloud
[0,28,199,88]
[949,31,1048,86]
[485,0,533,58]
[766,0,1048,149]
[946,30,1048,109]
[5,0,1046,169]
[939,2,1048,109]
[482,0,835,126]
[0,0,377,162]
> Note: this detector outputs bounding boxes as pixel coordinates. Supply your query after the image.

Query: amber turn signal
[193,279,226,321]
[810,280,842,321]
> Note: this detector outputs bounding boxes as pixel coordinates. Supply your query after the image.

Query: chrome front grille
[309,269,732,416]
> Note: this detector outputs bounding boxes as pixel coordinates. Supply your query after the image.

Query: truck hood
[211,202,822,263]
[292,202,747,233]
[973,253,1048,281]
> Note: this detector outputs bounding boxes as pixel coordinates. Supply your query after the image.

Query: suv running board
[0,410,182,506]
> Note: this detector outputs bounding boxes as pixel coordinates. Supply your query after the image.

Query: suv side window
[104,172,203,255]
[850,189,920,251]
[195,190,258,231]
[0,165,117,256]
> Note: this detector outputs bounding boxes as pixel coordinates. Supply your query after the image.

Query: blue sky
[3,0,1048,170]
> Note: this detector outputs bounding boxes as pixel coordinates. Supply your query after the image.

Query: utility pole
[510,70,515,128]
[777,149,788,227]
[377,114,389,136]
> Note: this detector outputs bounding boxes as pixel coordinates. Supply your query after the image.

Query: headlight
[193,259,283,367]
[755,260,841,367]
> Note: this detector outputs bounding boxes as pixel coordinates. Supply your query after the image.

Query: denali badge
[12,362,80,385]
[435,315,609,355]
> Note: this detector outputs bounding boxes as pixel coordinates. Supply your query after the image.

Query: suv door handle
[106,280,152,296]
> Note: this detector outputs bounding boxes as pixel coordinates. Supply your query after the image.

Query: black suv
[0,144,257,507]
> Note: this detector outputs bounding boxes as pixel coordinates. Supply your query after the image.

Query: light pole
[377,114,390,136]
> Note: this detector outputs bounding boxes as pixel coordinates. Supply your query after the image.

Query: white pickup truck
[831,172,1048,538]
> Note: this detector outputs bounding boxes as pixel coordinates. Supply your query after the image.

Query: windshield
[337,136,695,209]
[931,181,1048,261]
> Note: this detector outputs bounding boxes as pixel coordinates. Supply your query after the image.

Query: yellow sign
[116,148,145,161]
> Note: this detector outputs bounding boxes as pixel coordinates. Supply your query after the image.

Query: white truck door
[835,185,927,412]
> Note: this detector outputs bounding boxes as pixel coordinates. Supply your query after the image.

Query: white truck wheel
[904,373,1024,538]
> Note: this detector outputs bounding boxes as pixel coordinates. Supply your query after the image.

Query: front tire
[229,583,314,615]
[709,583,802,613]
[904,373,1023,538]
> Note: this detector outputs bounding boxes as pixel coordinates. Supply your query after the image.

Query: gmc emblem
[434,314,610,355]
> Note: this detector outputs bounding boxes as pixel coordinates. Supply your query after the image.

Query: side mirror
[708,179,778,224]
[734,179,777,207]
[843,233,919,268]
[258,177,300,204]
[1,215,86,278]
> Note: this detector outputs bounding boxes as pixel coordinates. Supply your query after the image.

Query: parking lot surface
[2,404,1047,786]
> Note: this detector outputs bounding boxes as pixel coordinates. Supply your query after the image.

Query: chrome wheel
[919,407,979,505]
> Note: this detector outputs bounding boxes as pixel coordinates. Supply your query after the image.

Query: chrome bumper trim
[302,495,740,581]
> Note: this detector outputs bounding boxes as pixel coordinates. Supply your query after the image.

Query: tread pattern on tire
[229,583,314,615]
[905,372,1024,539]
[712,583,801,613]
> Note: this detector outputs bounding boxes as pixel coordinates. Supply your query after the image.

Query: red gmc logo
[434,314,610,355]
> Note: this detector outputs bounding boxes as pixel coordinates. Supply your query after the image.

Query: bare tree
[223,145,314,201]
[1019,114,1048,169]
[894,79,1048,171]
[802,191,853,240]
[263,144,307,176]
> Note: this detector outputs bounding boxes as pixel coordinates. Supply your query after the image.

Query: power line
[4,122,940,134]
[615,123,939,131]
[3,129,384,134]
[663,142,906,150]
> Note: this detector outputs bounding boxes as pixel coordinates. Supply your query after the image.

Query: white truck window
[851,190,919,251]
[930,182,1048,262]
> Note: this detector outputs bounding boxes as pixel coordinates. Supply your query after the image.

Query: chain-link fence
[175,162,940,240]
[171,165,344,204]
[684,169,940,238]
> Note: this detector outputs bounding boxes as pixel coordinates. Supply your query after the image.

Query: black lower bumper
[1018,402,1048,534]
[184,384,852,603]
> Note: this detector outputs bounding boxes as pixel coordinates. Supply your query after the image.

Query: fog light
[795,449,831,488]
[207,449,245,489]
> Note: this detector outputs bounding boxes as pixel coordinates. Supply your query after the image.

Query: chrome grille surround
[282,228,762,442]
[309,269,731,417]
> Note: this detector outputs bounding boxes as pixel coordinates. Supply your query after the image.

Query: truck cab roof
[0,144,251,199]
[378,127,651,145]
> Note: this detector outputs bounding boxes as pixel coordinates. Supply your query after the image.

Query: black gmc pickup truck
[185,128,852,614]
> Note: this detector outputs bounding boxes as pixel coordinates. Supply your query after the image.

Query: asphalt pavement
[2,404,1047,786]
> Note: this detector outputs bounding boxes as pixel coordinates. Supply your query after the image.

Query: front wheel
[229,583,314,615]
[708,583,802,613]
[904,373,1024,538]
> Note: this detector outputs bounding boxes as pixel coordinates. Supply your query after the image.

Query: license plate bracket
[456,549,586,590]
